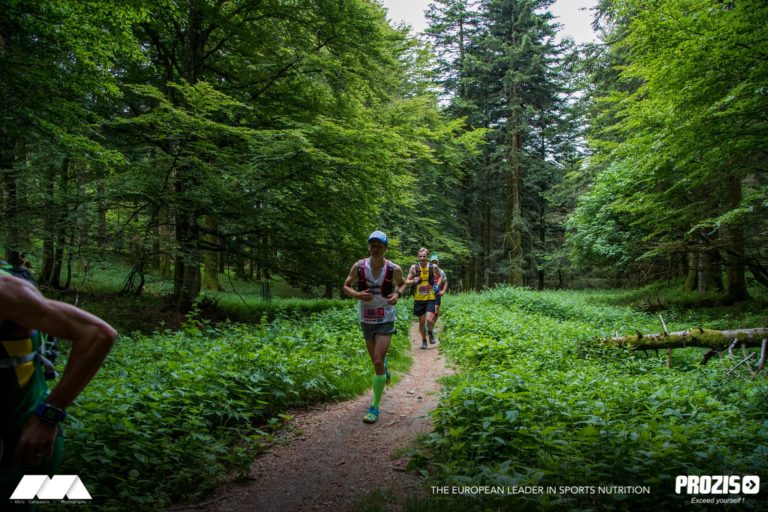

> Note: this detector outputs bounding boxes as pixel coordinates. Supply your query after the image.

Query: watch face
[36,403,65,422]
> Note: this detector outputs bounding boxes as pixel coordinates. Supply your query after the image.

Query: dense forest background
[2,0,766,309]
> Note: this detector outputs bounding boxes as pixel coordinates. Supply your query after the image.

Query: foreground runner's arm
[386,266,407,306]
[0,274,117,467]
[343,262,372,302]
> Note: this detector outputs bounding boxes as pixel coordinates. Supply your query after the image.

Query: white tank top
[357,258,397,324]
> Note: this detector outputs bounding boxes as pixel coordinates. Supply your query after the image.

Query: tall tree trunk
[40,164,58,284]
[202,214,223,291]
[172,163,201,308]
[459,156,473,292]
[697,248,722,294]
[482,191,491,289]
[2,138,26,266]
[683,250,698,292]
[457,0,467,101]
[505,73,525,286]
[158,206,171,276]
[63,245,73,290]
[505,131,524,286]
[50,228,67,290]
[234,248,245,280]
[17,167,30,262]
[456,0,472,293]
[463,254,473,291]
[72,163,86,275]
[97,177,107,245]
[502,2,525,287]
[676,251,687,279]
[170,0,206,308]
[174,201,201,310]
[477,151,492,289]
[537,200,545,290]
[149,203,161,269]
[260,234,272,281]
[49,160,72,290]
[0,23,20,266]
[2,159,21,266]
[722,175,749,301]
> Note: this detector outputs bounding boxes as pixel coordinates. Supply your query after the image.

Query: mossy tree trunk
[601,328,768,350]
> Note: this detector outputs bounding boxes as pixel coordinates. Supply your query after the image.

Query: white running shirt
[357,258,397,324]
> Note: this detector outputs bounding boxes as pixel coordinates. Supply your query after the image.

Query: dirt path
[176,322,448,512]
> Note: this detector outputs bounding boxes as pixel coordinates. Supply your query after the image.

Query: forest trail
[175,322,449,512]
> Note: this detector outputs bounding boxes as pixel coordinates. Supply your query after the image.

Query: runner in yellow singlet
[406,248,441,349]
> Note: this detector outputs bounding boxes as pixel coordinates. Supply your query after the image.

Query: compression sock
[372,373,387,409]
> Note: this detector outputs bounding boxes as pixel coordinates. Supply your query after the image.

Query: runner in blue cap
[342,230,407,424]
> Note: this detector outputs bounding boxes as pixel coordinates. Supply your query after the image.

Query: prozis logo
[675,475,760,495]
[9,475,92,501]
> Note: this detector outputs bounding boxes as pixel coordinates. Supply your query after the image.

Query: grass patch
[349,488,397,512]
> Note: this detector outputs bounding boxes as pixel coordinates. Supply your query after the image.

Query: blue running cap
[368,230,388,246]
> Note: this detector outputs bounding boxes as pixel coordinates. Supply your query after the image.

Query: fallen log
[601,327,768,350]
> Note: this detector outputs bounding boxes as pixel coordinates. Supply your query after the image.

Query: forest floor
[171,322,450,512]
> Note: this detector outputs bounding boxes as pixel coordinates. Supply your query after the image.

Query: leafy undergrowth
[53,304,412,511]
[415,287,767,511]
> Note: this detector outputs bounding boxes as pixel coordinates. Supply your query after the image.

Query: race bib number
[363,307,385,321]
[418,285,431,295]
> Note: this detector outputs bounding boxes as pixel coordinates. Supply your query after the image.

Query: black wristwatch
[34,402,67,424]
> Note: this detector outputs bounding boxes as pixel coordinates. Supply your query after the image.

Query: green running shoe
[363,406,379,424]
[384,357,391,384]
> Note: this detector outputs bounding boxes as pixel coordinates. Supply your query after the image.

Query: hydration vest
[414,262,434,286]
[357,259,394,297]
[413,263,436,301]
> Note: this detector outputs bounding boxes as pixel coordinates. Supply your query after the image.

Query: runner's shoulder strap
[356,259,367,291]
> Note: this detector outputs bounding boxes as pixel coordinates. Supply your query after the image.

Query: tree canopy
[2,0,767,303]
